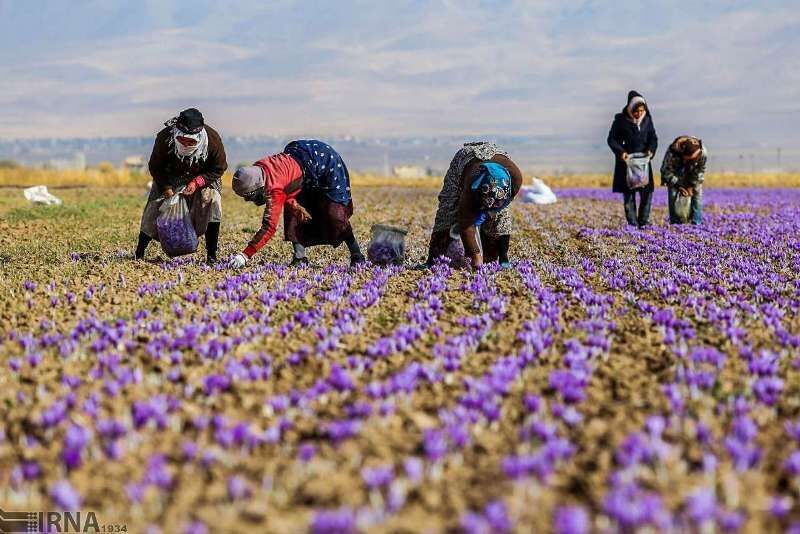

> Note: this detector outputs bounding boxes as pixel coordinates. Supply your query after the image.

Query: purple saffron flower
[785,421,800,442]
[422,429,448,462]
[662,383,684,412]
[784,451,800,476]
[144,454,173,489]
[311,508,355,534]
[554,506,590,534]
[404,457,424,483]
[50,480,81,509]
[724,437,761,471]
[460,512,489,534]
[327,364,354,391]
[181,441,198,460]
[126,482,146,503]
[716,509,744,532]
[646,416,666,437]
[227,475,251,501]
[62,425,91,470]
[603,482,669,530]
[753,377,784,406]
[183,522,208,534]
[299,443,316,462]
[695,422,713,445]
[326,419,361,443]
[731,416,758,443]
[362,465,394,489]
[484,500,512,533]
[770,496,792,519]
[685,487,717,524]
[523,394,541,413]
[615,432,654,468]
[21,460,41,480]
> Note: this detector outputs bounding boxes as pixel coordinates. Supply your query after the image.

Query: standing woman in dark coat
[607,91,658,227]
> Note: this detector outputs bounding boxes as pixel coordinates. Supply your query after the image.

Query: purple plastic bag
[626,153,650,189]
[367,224,407,265]
[156,194,198,257]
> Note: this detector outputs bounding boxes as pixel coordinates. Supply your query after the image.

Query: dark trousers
[622,189,653,226]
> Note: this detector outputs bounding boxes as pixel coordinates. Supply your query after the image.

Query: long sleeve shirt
[660,137,707,188]
[243,153,304,257]
[147,126,227,197]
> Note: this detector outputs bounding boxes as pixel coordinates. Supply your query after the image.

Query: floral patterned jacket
[660,137,707,188]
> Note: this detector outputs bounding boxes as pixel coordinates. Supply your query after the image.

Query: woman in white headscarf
[135,108,228,263]
[607,91,658,227]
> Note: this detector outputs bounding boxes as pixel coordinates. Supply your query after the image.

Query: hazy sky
[0,0,797,155]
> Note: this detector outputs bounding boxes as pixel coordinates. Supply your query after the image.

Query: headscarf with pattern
[470,162,512,225]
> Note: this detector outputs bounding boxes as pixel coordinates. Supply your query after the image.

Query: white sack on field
[23,185,63,206]
[520,178,557,204]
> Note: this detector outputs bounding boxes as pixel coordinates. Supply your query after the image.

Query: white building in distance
[393,165,430,178]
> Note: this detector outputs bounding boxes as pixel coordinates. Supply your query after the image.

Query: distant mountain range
[0,135,794,175]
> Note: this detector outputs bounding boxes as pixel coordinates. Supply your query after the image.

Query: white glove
[228,252,248,269]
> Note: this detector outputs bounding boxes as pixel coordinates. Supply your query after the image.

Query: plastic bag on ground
[367,224,407,265]
[23,185,63,206]
[626,153,650,190]
[674,194,691,223]
[156,193,198,257]
[520,178,557,204]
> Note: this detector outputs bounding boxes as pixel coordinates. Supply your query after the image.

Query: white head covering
[627,96,647,128]
[232,166,265,197]
[169,127,209,165]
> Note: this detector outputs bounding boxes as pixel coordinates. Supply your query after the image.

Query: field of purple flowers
[1,186,799,533]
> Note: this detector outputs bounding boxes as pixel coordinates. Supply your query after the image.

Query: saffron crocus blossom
[61,425,91,470]
[554,506,590,534]
[298,443,316,462]
[227,475,251,500]
[311,508,356,534]
[362,465,394,489]
[685,487,717,525]
[50,480,81,509]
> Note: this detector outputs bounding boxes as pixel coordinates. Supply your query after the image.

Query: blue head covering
[470,162,512,225]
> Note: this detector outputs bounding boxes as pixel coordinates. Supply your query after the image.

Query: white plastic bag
[674,194,691,223]
[367,224,407,265]
[23,185,62,206]
[626,153,650,190]
[520,178,557,204]
[156,193,198,257]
